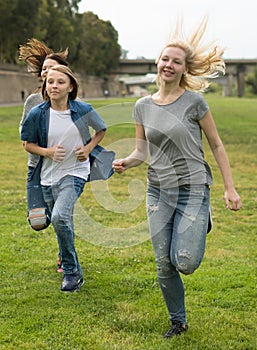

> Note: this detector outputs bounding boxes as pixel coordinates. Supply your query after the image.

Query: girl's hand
[74,145,90,162]
[47,145,66,163]
[224,189,242,211]
[112,159,127,173]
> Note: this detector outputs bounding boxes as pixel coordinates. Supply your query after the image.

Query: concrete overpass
[111,58,257,97]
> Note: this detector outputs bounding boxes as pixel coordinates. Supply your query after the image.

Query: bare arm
[112,123,148,173]
[199,111,242,211]
[24,142,66,163]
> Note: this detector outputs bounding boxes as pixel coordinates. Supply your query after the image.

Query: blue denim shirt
[20,99,107,182]
[21,99,106,147]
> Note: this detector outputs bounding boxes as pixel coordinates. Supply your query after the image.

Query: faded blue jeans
[42,175,86,276]
[26,165,51,230]
[146,184,210,324]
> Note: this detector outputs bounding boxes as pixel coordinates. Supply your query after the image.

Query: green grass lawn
[0,96,256,349]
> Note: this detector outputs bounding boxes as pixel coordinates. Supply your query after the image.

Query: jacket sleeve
[20,108,39,143]
[87,108,107,132]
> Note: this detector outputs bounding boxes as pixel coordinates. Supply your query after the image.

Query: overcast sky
[78,0,257,60]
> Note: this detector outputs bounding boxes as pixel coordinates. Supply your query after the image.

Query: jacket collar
[39,99,78,113]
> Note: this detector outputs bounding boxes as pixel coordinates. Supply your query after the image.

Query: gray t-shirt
[20,93,43,168]
[133,90,213,189]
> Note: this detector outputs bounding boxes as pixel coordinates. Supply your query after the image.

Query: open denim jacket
[20,99,114,183]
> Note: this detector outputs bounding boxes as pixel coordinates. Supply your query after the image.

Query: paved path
[0,102,23,107]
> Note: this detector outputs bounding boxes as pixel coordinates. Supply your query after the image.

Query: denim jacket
[21,99,106,147]
[20,99,107,182]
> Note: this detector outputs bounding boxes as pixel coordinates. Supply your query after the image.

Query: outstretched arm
[112,123,148,173]
[199,111,242,211]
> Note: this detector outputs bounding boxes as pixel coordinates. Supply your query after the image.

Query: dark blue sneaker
[163,322,188,338]
[61,272,84,292]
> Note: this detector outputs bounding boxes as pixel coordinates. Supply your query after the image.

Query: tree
[0,1,121,77]
[74,12,121,76]
[245,66,257,95]
[0,0,80,63]
[121,49,129,59]
[35,0,81,59]
[0,0,41,62]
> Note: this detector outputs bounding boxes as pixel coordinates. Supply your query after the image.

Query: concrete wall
[77,74,123,99]
[0,64,123,104]
[0,68,39,103]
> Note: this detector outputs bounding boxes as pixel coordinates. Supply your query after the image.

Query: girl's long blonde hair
[155,17,225,92]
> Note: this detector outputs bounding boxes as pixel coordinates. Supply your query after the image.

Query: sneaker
[56,257,63,273]
[61,272,84,292]
[163,322,188,338]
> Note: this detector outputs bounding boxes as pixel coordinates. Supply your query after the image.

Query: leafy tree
[0,0,80,63]
[0,0,41,62]
[121,49,129,59]
[0,0,16,62]
[36,0,81,58]
[74,12,121,76]
[245,66,257,94]
[0,1,121,77]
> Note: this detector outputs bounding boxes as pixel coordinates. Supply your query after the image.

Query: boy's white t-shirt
[41,108,90,186]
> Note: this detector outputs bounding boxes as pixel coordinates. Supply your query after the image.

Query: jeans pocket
[73,176,86,196]
[182,184,206,196]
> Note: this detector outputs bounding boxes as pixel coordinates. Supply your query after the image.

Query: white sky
[78,0,257,60]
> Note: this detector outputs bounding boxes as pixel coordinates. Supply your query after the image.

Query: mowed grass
[0,95,256,350]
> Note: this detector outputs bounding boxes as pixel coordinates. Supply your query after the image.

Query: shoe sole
[61,279,84,293]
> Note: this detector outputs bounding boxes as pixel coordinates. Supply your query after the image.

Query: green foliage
[147,84,158,95]
[245,65,257,94]
[0,96,256,349]
[0,0,121,76]
[206,82,223,94]
[74,12,121,76]
[0,0,41,62]
[38,0,80,55]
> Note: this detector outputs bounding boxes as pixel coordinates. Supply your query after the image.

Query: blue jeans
[26,165,51,230]
[146,184,210,324]
[42,176,86,275]
[27,166,47,210]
